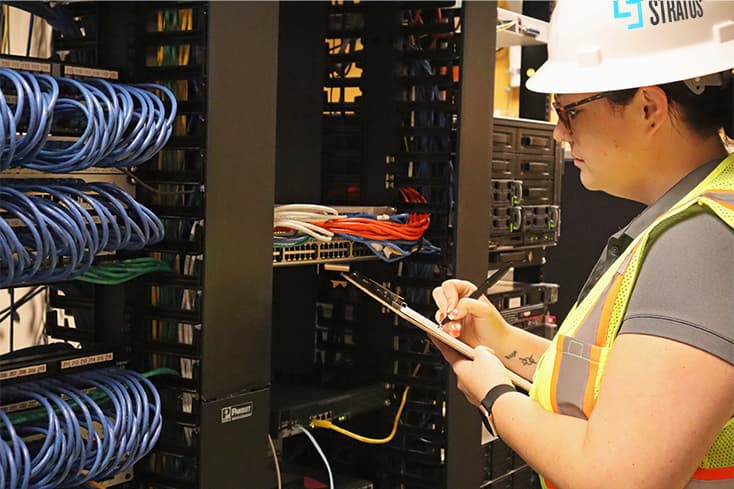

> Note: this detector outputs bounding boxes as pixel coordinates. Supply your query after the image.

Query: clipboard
[341,271,532,392]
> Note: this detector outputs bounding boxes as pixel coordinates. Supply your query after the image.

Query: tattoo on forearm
[519,354,537,366]
[505,350,517,360]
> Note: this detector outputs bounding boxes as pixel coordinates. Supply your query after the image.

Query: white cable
[268,434,282,489]
[274,204,344,243]
[274,211,344,222]
[497,20,516,31]
[275,204,340,216]
[273,219,334,242]
[294,424,334,489]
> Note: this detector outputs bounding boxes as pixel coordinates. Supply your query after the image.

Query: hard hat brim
[526,42,734,94]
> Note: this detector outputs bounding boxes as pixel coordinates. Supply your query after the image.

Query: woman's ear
[638,86,669,134]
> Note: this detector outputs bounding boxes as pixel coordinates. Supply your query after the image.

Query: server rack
[47,3,278,488]
[0,2,562,489]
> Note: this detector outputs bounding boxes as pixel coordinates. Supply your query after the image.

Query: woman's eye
[567,109,580,119]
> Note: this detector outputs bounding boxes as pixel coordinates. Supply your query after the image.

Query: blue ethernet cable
[0,408,31,489]
[0,188,45,282]
[0,78,18,170]
[68,371,127,478]
[12,385,66,489]
[6,385,62,484]
[53,380,118,484]
[36,386,83,488]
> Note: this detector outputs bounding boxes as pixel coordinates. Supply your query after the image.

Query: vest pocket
[551,334,611,419]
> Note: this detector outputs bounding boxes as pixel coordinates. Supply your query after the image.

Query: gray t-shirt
[576,159,734,365]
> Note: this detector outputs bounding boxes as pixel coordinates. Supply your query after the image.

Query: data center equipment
[0,3,559,489]
[0,11,179,484]
[490,117,563,255]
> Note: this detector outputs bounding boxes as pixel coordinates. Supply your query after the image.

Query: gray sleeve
[619,207,734,365]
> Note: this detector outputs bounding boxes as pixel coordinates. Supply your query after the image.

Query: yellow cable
[309,386,409,444]
[86,482,105,489]
[2,5,8,54]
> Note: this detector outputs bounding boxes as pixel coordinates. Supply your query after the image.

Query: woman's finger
[433,279,477,318]
[453,296,502,322]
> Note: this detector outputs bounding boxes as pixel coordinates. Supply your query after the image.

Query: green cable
[142,367,179,378]
[76,258,171,285]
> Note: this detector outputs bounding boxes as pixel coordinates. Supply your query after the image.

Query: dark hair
[606,71,734,140]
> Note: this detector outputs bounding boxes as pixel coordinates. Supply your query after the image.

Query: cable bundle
[0,68,176,172]
[0,179,165,287]
[273,190,440,262]
[0,70,57,168]
[0,367,163,489]
[273,204,342,245]
[76,257,171,285]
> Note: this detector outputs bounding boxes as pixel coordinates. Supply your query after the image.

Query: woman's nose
[553,121,572,143]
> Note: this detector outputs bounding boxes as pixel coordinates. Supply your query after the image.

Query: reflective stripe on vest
[531,154,734,489]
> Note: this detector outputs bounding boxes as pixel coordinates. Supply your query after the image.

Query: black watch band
[480,384,516,416]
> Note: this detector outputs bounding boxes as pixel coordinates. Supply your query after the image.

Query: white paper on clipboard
[395,305,476,358]
[342,271,533,392]
[340,271,474,355]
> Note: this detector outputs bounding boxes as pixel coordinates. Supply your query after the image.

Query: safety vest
[530,153,734,489]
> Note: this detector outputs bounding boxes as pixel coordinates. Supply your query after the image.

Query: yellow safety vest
[530,154,734,489]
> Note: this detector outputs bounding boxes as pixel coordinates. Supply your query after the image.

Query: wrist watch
[481,383,516,415]
[479,383,516,436]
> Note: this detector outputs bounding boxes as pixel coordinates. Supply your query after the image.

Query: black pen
[440,263,513,326]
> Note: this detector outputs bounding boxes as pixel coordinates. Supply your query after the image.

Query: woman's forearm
[494,325,551,380]
[492,392,598,489]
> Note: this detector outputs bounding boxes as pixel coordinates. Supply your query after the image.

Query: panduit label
[221,402,254,424]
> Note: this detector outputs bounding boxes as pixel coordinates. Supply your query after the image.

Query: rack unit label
[221,402,254,424]
[0,363,47,380]
[60,352,114,369]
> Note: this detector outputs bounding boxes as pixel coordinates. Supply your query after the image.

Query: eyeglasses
[552,92,609,132]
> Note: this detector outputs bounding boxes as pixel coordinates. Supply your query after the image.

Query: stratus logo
[649,1,704,25]
[613,0,704,30]
[614,0,644,30]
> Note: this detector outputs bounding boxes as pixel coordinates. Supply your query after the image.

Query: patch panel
[273,238,377,266]
[0,344,117,385]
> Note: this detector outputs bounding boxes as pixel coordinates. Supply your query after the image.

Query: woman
[432,1,734,488]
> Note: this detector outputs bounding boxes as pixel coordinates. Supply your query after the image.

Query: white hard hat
[526,0,734,94]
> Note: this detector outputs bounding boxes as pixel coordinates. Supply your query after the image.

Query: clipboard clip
[341,271,407,310]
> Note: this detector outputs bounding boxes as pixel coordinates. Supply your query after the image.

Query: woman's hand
[432,279,511,349]
[433,342,513,407]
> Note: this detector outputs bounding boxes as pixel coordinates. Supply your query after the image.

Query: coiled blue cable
[0,180,164,286]
[0,408,31,489]
[0,368,163,488]
[0,70,176,172]
[44,379,115,485]
[5,385,60,485]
